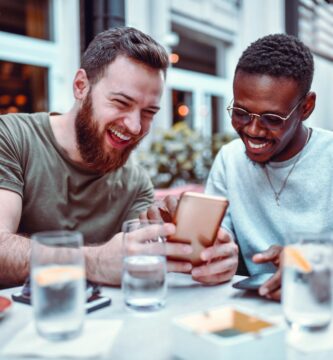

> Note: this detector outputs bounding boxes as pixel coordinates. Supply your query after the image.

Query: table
[0,274,332,360]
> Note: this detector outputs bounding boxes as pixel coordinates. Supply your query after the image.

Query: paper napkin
[1,319,123,358]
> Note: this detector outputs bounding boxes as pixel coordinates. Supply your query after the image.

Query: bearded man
[0,27,194,286]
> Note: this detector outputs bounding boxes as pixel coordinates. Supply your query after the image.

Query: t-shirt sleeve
[124,169,154,220]
[0,119,24,197]
[205,148,235,238]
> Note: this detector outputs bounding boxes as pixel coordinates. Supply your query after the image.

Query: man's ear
[301,91,316,121]
[73,69,90,100]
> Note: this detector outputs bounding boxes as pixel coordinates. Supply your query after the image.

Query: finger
[265,288,281,302]
[192,257,237,278]
[258,269,281,297]
[165,241,193,257]
[192,270,235,285]
[252,245,282,264]
[164,195,179,218]
[215,228,233,244]
[146,205,164,221]
[201,242,238,262]
[126,223,176,243]
[167,260,192,273]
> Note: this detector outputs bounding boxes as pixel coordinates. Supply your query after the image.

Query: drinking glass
[31,231,86,340]
[282,232,333,331]
[122,219,167,311]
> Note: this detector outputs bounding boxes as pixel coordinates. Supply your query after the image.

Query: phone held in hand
[232,273,275,291]
[168,192,229,267]
[11,278,111,313]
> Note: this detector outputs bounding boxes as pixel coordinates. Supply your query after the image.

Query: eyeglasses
[226,95,307,130]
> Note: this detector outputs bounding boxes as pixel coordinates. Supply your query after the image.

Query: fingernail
[259,287,268,296]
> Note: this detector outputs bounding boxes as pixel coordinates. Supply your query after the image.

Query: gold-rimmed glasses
[227,94,308,130]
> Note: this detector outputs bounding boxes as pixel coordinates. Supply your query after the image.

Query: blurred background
[0,0,332,190]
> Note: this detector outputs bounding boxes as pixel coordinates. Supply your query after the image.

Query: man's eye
[113,99,128,108]
[262,114,283,126]
[142,110,156,119]
[233,108,249,118]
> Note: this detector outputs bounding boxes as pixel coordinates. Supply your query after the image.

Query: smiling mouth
[248,140,269,149]
[108,128,131,142]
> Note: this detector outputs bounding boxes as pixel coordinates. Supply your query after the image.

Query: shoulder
[311,127,333,140]
[309,127,333,150]
[0,112,49,133]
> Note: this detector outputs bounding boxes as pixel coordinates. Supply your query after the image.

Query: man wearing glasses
[205,33,333,300]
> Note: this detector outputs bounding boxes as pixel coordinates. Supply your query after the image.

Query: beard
[75,91,140,174]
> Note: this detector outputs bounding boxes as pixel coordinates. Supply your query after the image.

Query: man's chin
[245,150,269,166]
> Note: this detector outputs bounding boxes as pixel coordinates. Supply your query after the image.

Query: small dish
[0,295,12,319]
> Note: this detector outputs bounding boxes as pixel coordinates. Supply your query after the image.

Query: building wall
[126,0,333,134]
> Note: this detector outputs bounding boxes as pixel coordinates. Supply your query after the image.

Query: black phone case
[11,277,111,313]
[232,273,274,291]
[11,291,111,313]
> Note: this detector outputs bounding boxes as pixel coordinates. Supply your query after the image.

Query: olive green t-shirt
[0,112,154,244]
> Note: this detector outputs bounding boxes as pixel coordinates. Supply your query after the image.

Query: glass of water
[122,219,167,311]
[31,231,85,340]
[282,232,333,331]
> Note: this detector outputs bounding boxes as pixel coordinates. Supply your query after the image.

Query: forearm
[0,232,30,286]
[83,245,122,286]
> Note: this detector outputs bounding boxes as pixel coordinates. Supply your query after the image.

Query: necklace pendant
[275,194,280,206]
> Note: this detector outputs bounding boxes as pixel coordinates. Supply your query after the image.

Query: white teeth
[109,128,131,141]
[248,140,268,149]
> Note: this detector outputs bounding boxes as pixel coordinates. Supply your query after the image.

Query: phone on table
[168,192,229,267]
[11,278,111,313]
[232,273,275,291]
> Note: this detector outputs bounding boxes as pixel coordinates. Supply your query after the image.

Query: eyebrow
[109,91,160,111]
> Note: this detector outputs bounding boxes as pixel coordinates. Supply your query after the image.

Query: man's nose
[124,110,141,135]
[245,114,263,134]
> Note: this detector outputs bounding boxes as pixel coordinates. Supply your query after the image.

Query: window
[0,0,52,40]
[286,0,333,62]
[0,61,48,114]
[172,89,193,127]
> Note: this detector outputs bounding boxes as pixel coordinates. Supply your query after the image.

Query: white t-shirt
[205,127,333,274]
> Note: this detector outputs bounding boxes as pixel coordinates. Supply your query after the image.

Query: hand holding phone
[168,192,229,267]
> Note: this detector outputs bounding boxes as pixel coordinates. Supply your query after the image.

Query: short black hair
[235,34,314,94]
[81,26,169,85]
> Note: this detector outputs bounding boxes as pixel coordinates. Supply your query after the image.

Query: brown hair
[81,26,169,84]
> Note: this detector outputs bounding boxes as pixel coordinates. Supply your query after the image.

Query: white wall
[125,0,333,133]
[309,56,333,130]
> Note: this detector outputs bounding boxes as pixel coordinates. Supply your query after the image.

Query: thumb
[252,245,282,264]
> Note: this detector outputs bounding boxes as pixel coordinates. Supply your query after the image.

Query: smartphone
[11,278,111,313]
[168,192,229,267]
[232,273,275,291]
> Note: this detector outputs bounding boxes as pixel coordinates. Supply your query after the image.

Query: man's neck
[49,109,83,163]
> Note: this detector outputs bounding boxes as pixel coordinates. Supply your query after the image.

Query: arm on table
[84,222,178,286]
[0,189,29,286]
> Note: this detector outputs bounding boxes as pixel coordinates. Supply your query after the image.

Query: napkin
[1,319,123,358]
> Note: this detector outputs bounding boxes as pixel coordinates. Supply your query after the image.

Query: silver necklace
[263,128,311,206]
